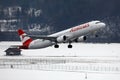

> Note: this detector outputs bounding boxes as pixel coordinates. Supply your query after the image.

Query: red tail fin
[18,29,33,49]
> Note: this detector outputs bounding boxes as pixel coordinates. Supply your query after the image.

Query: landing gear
[54,42,73,48]
[68,44,72,48]
[54,44,59,48]
[68,42,72,48]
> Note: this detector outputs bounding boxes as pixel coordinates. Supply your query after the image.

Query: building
[5,48,21,56]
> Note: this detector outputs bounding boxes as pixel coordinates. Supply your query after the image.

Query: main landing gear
[54,44,59,48]
[68,44,72,48]
[54,43,73,48]
[68,42,72,48]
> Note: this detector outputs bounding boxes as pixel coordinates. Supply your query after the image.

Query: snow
[20,43,120,57]
[0,69,120,80]
[0,42,120,80]
[0,41,120,57]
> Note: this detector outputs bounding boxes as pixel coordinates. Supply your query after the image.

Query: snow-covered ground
[0,41,120,57]
[0,41,120,80]
[0,69,120,80]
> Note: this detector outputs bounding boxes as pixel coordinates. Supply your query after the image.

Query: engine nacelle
[75,36,87,42]
[57,35,67,43]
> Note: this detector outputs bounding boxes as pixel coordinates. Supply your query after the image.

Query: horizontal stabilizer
[10,45,22,48]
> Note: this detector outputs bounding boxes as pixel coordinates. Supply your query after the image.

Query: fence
[0,56,120,73]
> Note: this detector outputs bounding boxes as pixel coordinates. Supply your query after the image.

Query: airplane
[16,20,106,49]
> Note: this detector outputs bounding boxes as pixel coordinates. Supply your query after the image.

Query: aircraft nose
[101,23,106,28]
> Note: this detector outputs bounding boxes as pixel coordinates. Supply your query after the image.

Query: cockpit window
[95,22,101,24]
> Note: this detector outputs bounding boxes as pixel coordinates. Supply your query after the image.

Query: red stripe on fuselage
[22,38,33,49]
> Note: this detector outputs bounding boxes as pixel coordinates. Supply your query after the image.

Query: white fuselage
[28,21,106,49]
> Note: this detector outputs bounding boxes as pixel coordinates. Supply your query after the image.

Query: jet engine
[74,36,87,42]
[57,35,67,43]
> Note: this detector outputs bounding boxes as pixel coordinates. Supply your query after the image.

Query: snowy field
[0,41,120,57]
[0,41,120,80]
[0,69,120,80]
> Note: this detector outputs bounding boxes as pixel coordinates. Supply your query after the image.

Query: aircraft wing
[29,35,57,41]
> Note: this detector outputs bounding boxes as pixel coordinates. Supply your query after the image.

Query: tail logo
[18,29,33,49]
